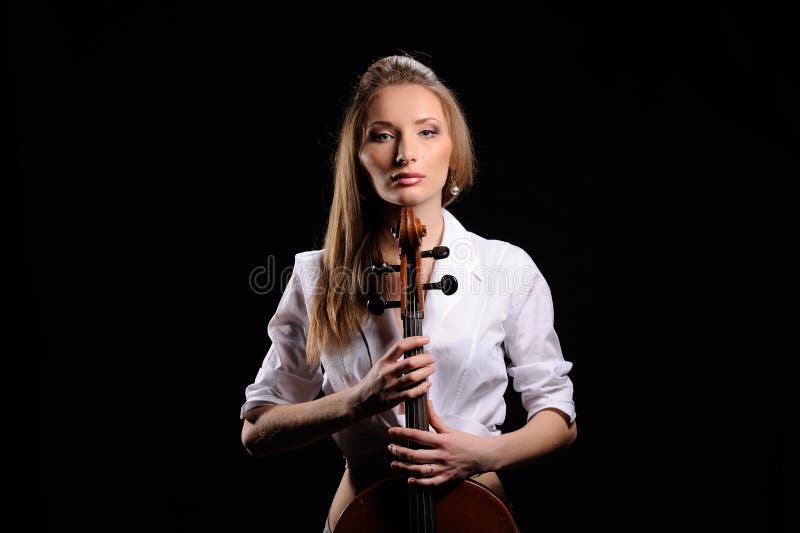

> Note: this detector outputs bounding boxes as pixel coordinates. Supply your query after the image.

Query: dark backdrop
[23,3,794,532]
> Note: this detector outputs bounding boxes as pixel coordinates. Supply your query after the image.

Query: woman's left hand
[387,400,498,486]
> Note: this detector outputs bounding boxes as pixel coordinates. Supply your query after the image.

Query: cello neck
[402,252,429,433]
[397,215,436,533]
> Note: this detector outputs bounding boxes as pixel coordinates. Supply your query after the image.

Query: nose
[395,136,417,166]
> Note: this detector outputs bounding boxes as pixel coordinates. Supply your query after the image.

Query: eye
[420,129,438,137]
[370,132,392,142]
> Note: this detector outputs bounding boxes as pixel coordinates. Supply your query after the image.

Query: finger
[408,474,448,487]
[385,379,431,408]
[393,353,435,376]
[396,365,435,388]
[391,461,443,479]
[388,443,441,463]
[426,400,449,434]
[401,379,432,401]
[386,336,430,362]
[388,426,439,447]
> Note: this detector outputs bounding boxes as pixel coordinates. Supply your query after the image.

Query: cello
[334,207,519,532]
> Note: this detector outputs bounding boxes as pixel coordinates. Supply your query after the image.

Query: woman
[240,54,577,532]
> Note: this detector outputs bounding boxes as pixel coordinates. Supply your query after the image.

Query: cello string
[406,254,421,532]
[417,258,434,532]
[418,255,432,531]
[414,260,425,532]
[399,215,434,532]
[419,270,427,531]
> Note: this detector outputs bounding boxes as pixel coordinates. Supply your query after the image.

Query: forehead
[366,84,445,123]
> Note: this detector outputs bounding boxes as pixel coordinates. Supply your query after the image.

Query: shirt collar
[439,207,483,282]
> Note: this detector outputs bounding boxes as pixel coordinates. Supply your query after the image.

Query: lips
[392,172,425,185]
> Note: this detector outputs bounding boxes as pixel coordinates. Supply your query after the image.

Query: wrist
[480,434,507,472]
[342,385,363,422]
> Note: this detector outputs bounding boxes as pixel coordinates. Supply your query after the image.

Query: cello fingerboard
[402,251,436,532]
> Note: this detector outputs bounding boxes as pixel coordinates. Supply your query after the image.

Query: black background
[23,3,794,532]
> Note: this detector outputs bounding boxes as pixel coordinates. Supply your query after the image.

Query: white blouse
[240,207,576,465]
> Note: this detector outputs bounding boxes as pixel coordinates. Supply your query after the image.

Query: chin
[385,188,439,207]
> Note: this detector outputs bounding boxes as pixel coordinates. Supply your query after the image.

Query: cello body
[335,476,518,532]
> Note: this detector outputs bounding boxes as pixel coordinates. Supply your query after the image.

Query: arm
[387,402,575,483]
[493,245,577,468]
[480,407,576,471]
[242,335,436,457]
[241,389,358,457]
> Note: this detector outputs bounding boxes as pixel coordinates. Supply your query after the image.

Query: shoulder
[443,208,539,273]
[477,236,533,265]
[471,233,541,276]
[285,249,324,297]
[442,208,545,292]
[293,249,324,268]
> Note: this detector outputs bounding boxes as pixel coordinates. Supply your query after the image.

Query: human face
[359,84,453,211]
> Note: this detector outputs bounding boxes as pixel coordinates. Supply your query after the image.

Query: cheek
[429,139,453,166]
[433,144,453,182]
[359,149,373,169]
[359,151,386,190]
[360,148,388,179]
[433,139,453,166]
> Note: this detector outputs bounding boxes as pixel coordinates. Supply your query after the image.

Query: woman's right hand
[350,335,435,420]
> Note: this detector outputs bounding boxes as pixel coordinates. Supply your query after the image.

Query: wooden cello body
[335,476,517,532]
[334,207,518,532]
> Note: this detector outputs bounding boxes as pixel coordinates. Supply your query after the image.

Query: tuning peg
[423,275,458,296]
[367,296,401,315]
[421,246,450,260]
[371,262,400,275]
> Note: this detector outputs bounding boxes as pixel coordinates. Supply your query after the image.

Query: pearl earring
[446,169,460,196]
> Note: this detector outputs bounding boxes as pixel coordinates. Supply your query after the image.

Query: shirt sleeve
[502,246,576,423]
[240,253,323,418]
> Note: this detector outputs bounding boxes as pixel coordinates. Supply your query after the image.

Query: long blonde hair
[306,54,476,369]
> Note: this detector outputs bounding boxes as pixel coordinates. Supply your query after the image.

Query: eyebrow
[367,117,442,128]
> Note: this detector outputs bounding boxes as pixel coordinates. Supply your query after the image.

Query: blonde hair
[306,54,476,369]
